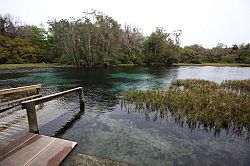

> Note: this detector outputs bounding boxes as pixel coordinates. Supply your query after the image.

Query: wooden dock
[0,133,77,166]
[0,85,130,165]
[0,85,85,166]
[0,84,42,112]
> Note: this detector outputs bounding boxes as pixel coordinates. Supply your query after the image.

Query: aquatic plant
[122,79,250,140]
[221,79,250,93]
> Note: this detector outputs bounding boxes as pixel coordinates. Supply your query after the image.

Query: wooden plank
[22,87,83,108]
[0,133,35,159]
[0,133,77,166]
[26,139,77,166]
[0,84,42,95]
[0,93,42,106]
[0,134,55,165]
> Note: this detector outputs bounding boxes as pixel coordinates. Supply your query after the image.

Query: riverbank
[173,63,250,67]
[0,63,250,69]
[0,63,137,69]
[0,63,76,69]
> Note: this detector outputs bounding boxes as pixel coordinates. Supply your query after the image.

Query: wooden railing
[21,87,85,134]
[0,84,42,109]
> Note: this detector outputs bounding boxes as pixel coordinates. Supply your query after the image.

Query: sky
[0,0,250,48]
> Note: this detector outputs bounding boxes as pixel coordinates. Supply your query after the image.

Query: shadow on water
[0,105,16,113]
[54,109,85,137]
[40,107,85,137]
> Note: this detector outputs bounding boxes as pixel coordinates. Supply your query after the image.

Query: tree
[119,24,144,63]
[0,35,41,63]
[143,27,181,65]
[48,10,123,67]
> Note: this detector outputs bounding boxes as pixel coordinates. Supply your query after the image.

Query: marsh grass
[122,79,250,140]
[221,79,250,93]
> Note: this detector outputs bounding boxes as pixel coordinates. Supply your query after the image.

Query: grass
[1,62,250,69]
[123,79,250,139]
[221,79,250,93]
[113,64,138,67]
[173,63,250,67]
[0,63,76,69]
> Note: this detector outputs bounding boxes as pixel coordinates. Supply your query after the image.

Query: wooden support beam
[26,102,39,134]
[78,88,85,111]
[0,84,42,95]
[22,87,83,108]
[0,84,42,111]
[21,87,85,133]
[0,94,42,106]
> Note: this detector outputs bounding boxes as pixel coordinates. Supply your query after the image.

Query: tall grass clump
[221,79,250,93]
[123,79,250,140]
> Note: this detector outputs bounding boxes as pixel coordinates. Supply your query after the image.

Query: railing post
[36,87,41,95]
[78,88,85,111]
[25,102,39,133]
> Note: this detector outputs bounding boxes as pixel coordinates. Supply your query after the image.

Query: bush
[190,58,202,64]
[221,55,236,63]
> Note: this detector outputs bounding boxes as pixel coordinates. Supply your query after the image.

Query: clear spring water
[0,66,250,166]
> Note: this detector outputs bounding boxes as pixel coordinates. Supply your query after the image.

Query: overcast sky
[1,0,250,48]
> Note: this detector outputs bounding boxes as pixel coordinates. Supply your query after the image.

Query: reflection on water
[121,103,250,142]
[1,66,250,165]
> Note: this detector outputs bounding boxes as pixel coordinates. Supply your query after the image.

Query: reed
[221,79,250,93]
[123,79,250,140]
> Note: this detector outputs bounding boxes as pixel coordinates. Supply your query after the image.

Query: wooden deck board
[0,132,35,159]
[26,139,77,166]
[0,133,77,166]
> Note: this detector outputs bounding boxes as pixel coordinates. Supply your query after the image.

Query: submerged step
[62,152,131,166]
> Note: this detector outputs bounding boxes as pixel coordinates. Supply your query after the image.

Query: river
[0,66,250,165]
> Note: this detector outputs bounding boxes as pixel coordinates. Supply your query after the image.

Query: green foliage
[179,43,250,64]
[0,35,41,63]
[142,27,180,65]
[190,55,203,64]
[1,12,249,66]
[47,10,123,66]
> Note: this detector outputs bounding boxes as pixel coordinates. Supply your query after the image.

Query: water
[0,66,250,165]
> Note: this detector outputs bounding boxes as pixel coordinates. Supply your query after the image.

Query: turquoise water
[0,66,250,165]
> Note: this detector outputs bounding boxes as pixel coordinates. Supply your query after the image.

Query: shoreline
[172,63,250,67]
[0,63,249,69]
[0,63,76,69]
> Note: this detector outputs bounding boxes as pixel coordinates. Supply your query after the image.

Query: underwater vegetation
[122,79,250,140]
